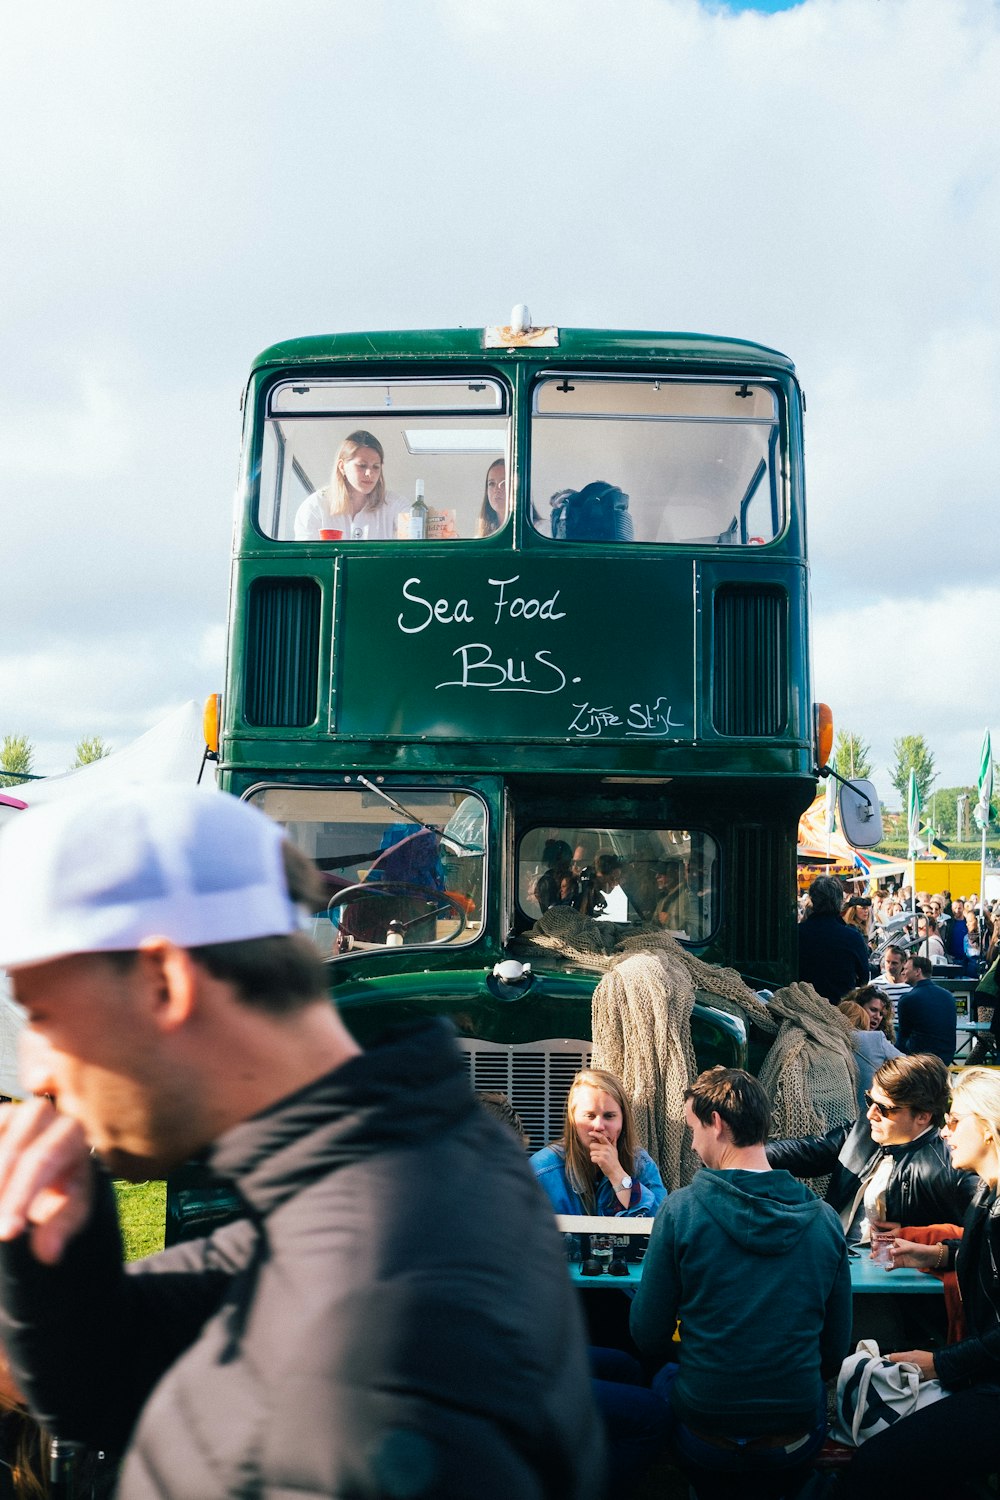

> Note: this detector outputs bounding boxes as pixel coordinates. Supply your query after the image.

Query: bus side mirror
[838,779,883,849]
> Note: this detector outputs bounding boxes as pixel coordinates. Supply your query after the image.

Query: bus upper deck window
[530,377,783,546]
[257,377,509,542]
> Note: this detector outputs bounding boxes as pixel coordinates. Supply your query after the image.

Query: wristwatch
[618,1174,633,1191]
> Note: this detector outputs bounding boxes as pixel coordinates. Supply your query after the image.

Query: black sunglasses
[864,1091,902,1117]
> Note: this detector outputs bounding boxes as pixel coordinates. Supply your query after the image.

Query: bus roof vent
[484,305,559,349]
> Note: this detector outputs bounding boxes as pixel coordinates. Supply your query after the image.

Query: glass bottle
[409,479,428,540]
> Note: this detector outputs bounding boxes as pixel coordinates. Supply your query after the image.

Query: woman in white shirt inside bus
[294,429,407,541]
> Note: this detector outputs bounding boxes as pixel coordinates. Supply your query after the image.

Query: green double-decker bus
[209,312,823,1150]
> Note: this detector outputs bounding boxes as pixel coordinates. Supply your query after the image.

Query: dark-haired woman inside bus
[844,1067,1000,1495]
[476,458,506,536]
[531,1068,667,1216]
[294,429,407,541]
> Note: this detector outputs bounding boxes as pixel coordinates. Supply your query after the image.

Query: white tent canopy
[15,700,208,805]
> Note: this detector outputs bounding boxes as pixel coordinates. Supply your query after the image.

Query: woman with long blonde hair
[531,1067,667,1216]
[847,1069,1000,1493]
[293,429,407,540]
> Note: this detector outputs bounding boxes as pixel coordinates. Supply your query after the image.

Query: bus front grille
[244,577,320,727]
[730,825,783,964]
[712,585,788,736]
[456,1038,591,1151]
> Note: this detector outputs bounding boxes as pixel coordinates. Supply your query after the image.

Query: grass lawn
[114,1178,166,1261]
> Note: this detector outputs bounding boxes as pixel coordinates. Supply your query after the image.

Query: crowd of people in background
[798,881,1000,981]
[797,874,1000,1071]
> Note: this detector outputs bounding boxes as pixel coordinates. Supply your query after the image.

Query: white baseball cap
[0,785,300,971]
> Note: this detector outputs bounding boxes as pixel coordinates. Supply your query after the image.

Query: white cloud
[1,0,998,787]
[807,324,1000,600]
[813,584,1000,805]
[0,360,133,481]
[0,632,221,776]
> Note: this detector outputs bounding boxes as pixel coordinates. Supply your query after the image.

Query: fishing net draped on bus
[515,911,859,1191]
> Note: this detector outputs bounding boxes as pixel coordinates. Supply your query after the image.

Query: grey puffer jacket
[0,1021,604,1499]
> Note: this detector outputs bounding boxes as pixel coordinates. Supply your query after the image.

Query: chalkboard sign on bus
[335,555,695,744]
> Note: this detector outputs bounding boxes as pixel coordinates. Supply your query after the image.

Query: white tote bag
[833,1338,950,1446]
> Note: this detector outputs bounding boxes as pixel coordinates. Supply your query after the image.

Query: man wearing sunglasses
[766,1054,976,1246]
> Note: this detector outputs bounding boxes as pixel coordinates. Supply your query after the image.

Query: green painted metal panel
[334,553,695,744]
[251,327,796,376]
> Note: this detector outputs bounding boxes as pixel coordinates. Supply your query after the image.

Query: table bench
[554,1217,941,1295]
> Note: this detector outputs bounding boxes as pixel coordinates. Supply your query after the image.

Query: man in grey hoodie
[631,1067,851,1498]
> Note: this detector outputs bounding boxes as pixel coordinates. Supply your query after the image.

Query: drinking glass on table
[592,1235,613,1273]
[870,1230,895,1267]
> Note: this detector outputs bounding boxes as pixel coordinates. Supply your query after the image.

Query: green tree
[0,733,34,788]
[832,729,872,781]
[72,735,113,768]
[890,734,936,808]
[929,785,976,840]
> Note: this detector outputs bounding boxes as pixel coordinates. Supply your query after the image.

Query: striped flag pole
[907,769,921,915]
[976,728,993,909]
[824,771,836,858]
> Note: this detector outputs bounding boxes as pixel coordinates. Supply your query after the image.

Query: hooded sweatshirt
[630,1167,851,1436]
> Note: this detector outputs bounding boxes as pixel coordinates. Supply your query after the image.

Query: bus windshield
[249,785,487,959]
[518,826,718,940]
[531,376,782,544]
[258,377,508,542]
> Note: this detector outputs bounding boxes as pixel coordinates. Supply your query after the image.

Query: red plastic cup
[319,529,343,541]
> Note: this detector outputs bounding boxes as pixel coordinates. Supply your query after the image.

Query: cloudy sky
[2,0,997,807]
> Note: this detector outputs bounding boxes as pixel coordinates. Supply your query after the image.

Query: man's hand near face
[0,1098,94,1265]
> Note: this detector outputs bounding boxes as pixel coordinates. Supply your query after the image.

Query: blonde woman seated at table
[294,429,407,541]
[843,1068,1000,1496]
[531,1068,667,1217]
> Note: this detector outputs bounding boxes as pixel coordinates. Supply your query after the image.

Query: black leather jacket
[766,1116,978,1226]
[935,1185,1000,1389]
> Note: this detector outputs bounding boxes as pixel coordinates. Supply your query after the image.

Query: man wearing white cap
[0,786,602,1499]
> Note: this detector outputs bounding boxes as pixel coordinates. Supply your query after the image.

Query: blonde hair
[325,429,387,518]
[559,1068,639,1214]
[838,1000,870,1031]
[951,1068,1000,1144]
